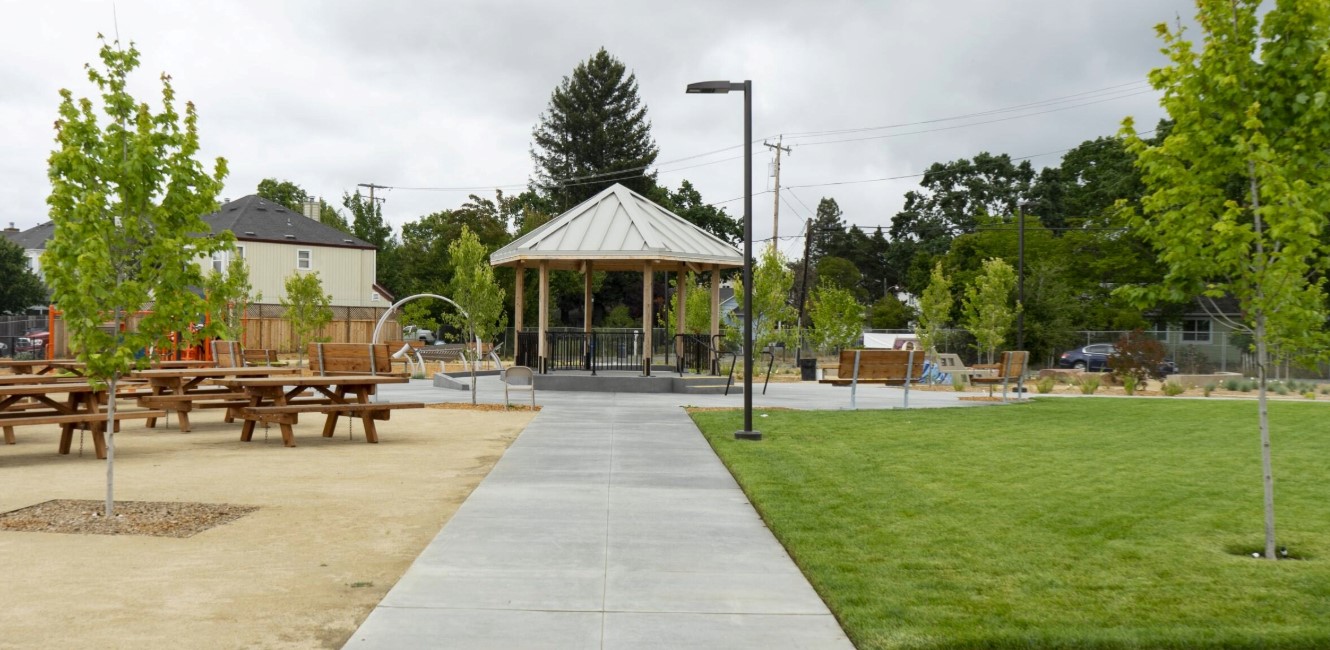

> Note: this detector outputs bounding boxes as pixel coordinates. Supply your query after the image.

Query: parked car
[402,325,437,344]
[1056,343,1177,376]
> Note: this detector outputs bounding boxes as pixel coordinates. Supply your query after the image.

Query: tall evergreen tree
[530,48,659,211]
[0,238,45,314]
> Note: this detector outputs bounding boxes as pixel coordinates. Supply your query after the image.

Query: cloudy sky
[1,0,1200,253]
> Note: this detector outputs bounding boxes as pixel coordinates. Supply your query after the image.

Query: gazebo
[489,183,743,375]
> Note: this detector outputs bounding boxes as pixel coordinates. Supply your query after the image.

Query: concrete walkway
[345,377,980,648]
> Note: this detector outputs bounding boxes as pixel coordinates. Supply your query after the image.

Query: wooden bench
[971,351,1030,402]
[307,343,404,376]
[224,374,421,447]
[1,408,166,458]
[243,349,282,367]
[819,349,926,409]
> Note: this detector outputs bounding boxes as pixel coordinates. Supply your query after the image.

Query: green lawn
[690,398,1330,649]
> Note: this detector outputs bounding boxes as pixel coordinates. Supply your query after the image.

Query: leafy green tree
[962,258,1018,363]
[733,248,799,358]
[446,225,508,404]
[203,253,259,341]
[400,301,440,336]
[659,274,716,336]
[44,37,229,516]
[914,262,953,356]
[808,197,848,263]
[319,203,351,233]
[1119,0,1330,560]
[343,190,392,249]
[867,294,916,330]
[256,178,310,212]
[531,48,659,211]
[280,271,333,367]
[815,256,864,300]
[808,281,864,353]
[0,238,45,314]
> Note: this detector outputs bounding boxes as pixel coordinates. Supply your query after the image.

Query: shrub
[1036,377,1055,394]
[1203,384,1215,397]
[1240,380,1255,393]
[1224,378,1242,391]
[1163,382,1186,396]
[1122,374,1139,396]
[1079,377,1100,395]
[1274,383,1289,396]
[1109,329,1168,383]
[1304,391,1316,400]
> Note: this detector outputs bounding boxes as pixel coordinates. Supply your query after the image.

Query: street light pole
[687,79,760,440]
[1017,206,1025,352]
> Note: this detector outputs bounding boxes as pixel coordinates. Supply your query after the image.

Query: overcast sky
[1,0,1201,253]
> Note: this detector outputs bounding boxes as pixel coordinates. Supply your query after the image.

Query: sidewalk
[345,378,976,648]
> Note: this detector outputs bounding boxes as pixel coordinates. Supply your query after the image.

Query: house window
[1181,318,1211,343]
[211,251,225,273]
[370,292,380,302]
[235,245,245,259]
[296,249,311,270]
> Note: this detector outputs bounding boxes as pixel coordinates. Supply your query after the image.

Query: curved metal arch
[372,294,482,367]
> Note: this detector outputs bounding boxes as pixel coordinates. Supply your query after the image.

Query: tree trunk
[105,373,117,518]
[1255,314,1277,559]
[470,331,478,406]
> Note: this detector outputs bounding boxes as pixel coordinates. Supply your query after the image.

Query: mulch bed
[0,500,258,538]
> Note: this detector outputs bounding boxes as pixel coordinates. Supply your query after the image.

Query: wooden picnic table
[0,382,165,459]
[0,359,78,376]
[129,366,301,432]
[216,375,422,448]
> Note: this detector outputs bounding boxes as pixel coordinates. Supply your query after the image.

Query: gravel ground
[0,499,258,538]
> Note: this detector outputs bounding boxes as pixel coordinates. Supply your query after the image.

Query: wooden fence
[239,304,399,352]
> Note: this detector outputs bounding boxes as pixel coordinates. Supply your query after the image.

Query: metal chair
[502,366,535,409]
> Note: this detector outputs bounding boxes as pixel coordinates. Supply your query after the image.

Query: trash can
[798,357,817,381]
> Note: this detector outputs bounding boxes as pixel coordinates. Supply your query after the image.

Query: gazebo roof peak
[490,183,742,272]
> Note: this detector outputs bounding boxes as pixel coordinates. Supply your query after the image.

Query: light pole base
[734,430,763,441]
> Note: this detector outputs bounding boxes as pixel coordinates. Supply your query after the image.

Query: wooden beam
[643,261,653,376]
[710,265,721,343]
[583,261,593,334]
[514,262,524,360]
[675,268,687,363]
[538,261,549,372]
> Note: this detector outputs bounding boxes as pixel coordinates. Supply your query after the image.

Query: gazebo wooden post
[538,261,549,373]
[642,261,653,377]
[711,265,721,374]
[583,261,593,371]
[513,262,524,362]
[675,268,687,369]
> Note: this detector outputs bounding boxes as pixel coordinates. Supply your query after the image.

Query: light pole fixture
[687,79,759,440]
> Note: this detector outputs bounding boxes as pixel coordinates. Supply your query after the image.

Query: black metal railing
[515,331,540,369]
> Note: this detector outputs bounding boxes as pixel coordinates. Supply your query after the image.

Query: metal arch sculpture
[372,294,482,366]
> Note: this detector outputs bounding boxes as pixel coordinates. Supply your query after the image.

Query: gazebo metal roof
[489,183,742,272]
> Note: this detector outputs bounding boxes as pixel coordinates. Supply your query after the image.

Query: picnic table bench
[130,366,302,432]
[308,343,405,376]
[219,374,422,447]
[0,382,165,459]
[971,351,1029,402]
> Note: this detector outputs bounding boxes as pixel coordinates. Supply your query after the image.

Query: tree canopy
[530,48,659,211]
[0,238,45,314]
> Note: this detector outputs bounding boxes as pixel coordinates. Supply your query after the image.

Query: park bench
[307,343,405,377]
[971,351,1029,402]
[225,368,422,447]
[243,349,282,367]
[0,382,165,458]
[819,349,926,409]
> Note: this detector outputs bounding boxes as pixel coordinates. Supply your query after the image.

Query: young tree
[280,271,333,368]
[808,281,864,353]
[1119,0,1330,560]
[203,254,259,341]
[0,238,45,314]
[530,48,659,210]
[914,262,953,358]
[733,248,799,361]
[445,225,508,404]
[44,38,229,516]
[658,274,715,336]
[961,258,1018,363]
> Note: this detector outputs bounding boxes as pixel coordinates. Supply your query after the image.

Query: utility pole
[764,136,791,253]
[357,182,388,214]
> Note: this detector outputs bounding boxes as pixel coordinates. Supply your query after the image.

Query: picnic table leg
[91,421,107,459]
[239,392,260,442]
[176,403,192,433]
[320,387,345,439]
[350,386,379,444]
[275,391,296,448]
[145,382,165,428]
[3,426,13,445]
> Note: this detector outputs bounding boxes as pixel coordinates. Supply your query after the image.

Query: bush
[1240,380,1255,393]
[1224,378,1242,391]
[1036,377,1055,394]
[1122,374,1139,396]
[1109,329,1168,383]
[1304,391,1316,400]
[1163,382,1186,396]
[1079,377,1100,395]
[1274,383,1290,396]
[1203,384,1215,397]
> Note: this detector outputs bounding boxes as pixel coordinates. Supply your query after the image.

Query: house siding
[229,240,378,308]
